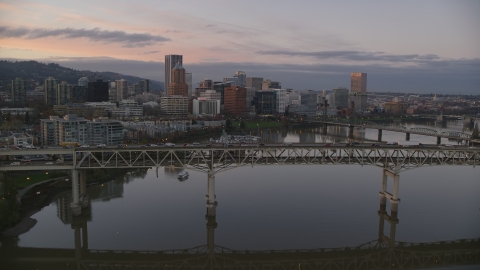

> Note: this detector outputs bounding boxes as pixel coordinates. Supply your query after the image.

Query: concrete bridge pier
[437,137,441,145]
[70,169,81,216]
[206,172,217,217]
[405,133,410,141]
[378,193,399,247]
[206,205,217,255]
[322,124,328,134]
[378,129,382,142]
[79,170,89,208]
[379,169,400,204]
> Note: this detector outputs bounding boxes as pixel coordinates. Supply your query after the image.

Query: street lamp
[257,124,259,144]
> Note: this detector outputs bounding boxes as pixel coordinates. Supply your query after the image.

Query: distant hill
[0,60,164,91]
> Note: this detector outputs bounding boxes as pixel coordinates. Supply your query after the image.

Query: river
[1,120,479,269]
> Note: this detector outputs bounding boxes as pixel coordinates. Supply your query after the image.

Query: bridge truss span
[72,146,480,174]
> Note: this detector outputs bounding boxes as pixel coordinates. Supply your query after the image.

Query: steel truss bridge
[1,146,479,175]
[311,118,472,140]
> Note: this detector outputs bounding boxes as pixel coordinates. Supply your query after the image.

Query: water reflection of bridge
[2,186,479,270]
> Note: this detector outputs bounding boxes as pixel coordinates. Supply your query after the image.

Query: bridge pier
[378,129,382,142]
[348,126,354,138]
[322,124,328,134]
[377,196,399,247]
[79,170,89,208]
[437,137,441,145]
[70,169,81,216]
[206,172,217,217]
[379,169,400,204]
[405,133,410,141]
[206,204,217,255]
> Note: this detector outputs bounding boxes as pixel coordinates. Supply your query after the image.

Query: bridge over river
[1,145,479,225]
[307,117,474,144]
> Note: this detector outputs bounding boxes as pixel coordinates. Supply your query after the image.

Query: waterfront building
[160,96,188,116]
[164,54,183,96]
[192,98,221,117]
[252,91,275,115]
[224,86,247,115]
[40,114,89,146]
[273,89,286,114]
[332,87,349,109]
[87,117,123,145]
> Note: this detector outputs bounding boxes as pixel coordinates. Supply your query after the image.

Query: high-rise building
[164,54,183,96]
[273,89,286,114]
[11,77,27,105]
[350,73,367,94]
[78,77,89,87]
[185,73,192,97]
[245,87,257,113]
[234,71,246,87]
[115,79,128,101]
[44,77,58,106]
[350,73,367,112]
[139,79,150,93]
[168,62,188,97]
[224,86,247,115]
[246,77,263,90]
[87,79,109,102]
[252,91,275,115]
[199,90,221,101]
[57,81,70,105]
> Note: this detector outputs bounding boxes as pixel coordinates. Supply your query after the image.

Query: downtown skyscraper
[164,54,183,96]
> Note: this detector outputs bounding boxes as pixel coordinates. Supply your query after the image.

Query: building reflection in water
[1,172,480,270]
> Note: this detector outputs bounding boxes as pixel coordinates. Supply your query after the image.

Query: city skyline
[0,1,479,94]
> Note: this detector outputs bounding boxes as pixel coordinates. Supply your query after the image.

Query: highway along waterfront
[1,120,479,269]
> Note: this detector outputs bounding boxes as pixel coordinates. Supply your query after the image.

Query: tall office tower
[87,79,109,102]
[224,86,247,115]
[185,73,192,97]
[350,72,367,112]
[164,54,183,96]
[116,79,128,101]
[350,73,367,94]
[246,77,263,90]
[44,77,58,105]
[78,77,89,87]
[57,81,70,105]
[139,79,150,93]
[11,77,27,105]
[234,71,246,87]
[168,62,188,97]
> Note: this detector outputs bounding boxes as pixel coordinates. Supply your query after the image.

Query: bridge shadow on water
[1,178,479,270]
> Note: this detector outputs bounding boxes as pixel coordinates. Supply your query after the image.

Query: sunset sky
[1,0,479,93]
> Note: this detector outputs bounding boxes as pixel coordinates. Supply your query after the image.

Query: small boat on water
[178,170,189,180]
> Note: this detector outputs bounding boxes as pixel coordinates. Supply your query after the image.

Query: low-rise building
[160,96,188,116]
